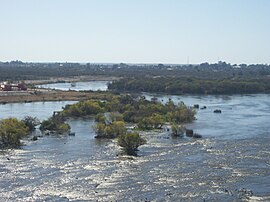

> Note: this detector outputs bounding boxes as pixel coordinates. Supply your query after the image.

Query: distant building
[0,82,27,91]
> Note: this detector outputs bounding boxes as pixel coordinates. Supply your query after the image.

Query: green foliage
[0,118,29,148]
[61,100,105,117]
[2,61,270,82]
[94,122,106,137]
[109,112,124,122]
[171,123,185,136]
[22,116,40,131]
[40,115,70,134]
[94,121,126,138]
[166,103,196,123]
[137,114,164,130]
[57,123,71,134]
[63,95,195,130]
[95,113,106,124]
[108,77,270,95]
[60,94,194,148]
[117,132,146,155]
[149,113,164,129]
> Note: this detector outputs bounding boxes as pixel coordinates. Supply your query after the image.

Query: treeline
[108,77,270,94]
[1,61,270,81]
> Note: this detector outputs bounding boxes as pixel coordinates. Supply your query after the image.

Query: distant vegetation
[2,60,270,95]
[108,77,270,94]
[1,60,270,81]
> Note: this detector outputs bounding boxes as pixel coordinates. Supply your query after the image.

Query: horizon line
[1,60,269,66]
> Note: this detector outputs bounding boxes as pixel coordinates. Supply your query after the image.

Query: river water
[0,94,270,201]
[37,81,110,91]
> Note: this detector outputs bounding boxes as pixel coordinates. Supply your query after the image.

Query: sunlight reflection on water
[0,94,270,201]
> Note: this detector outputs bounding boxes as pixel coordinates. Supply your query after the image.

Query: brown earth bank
[0,90,114,104]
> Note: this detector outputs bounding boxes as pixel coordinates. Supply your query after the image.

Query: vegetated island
[38,94,196,155]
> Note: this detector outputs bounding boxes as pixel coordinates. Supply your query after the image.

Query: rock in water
[214,109,222,113]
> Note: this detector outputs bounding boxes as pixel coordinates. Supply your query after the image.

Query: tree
[22,116,40,131]
[93,122,106,137]
[171,123,185,137]
[109,112,124,122]
[117,132,146,156]
[150,113,164,129]
[95,113,106,124]
[0,118,29,148]
[61,100,104,117]
[40,116,70,134]
[94,121,126,138]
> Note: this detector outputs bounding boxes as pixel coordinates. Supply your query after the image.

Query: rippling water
[37,81,110,91]
[0,94,270,201]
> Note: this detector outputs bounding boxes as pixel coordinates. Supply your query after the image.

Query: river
[36,81,110,91]
[0,94,270,201]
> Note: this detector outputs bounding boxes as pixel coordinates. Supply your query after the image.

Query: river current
[0,94,270,201]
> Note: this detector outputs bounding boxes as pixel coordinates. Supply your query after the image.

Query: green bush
[22,116,40,131]
[94,121,126,138]
[117,132,146,156]
[40,116,70,134]
[171,123,185,136]
[95,113,106,124]
[137,113,165,130]
[0,118,29,148]
[61,100,104,117]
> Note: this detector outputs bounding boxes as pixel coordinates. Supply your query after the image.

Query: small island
[37,94,196,155]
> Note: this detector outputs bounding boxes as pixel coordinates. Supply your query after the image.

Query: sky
[0,0,270,64]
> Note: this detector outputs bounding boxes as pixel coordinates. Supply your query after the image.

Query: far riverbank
[23,75,119,85]
[0,90,113,104]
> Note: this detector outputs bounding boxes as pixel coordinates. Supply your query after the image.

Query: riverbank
[24,75,119,85]
[0,90,113,104]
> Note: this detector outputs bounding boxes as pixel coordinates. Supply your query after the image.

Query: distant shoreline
[23,75,119,85]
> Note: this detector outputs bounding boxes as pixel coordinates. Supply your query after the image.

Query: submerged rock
[69,132,75,136]
[193,133,202,138]
[193,104,199,109]
[186,129,194,137]
[214,109,222,113]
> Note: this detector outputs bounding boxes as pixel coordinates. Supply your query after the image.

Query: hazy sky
[0,0,270,64]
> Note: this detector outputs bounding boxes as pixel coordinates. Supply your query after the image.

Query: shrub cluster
[0,118,29,148]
